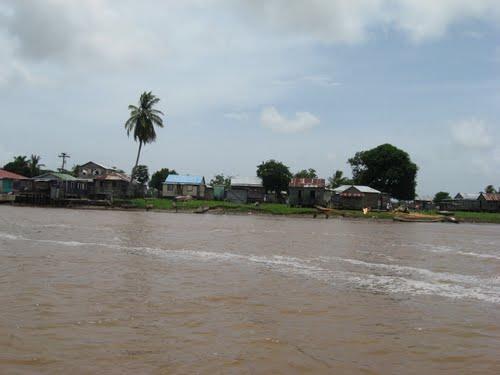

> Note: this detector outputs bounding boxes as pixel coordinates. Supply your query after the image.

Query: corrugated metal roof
[0,169,28,180]
[33,172,77,181]
[334,185,381,194]
[80,161,114,170]
[231,176,263,187]
[95,171,130,181]
[455,193,480,200]
[481,193,500,201]
[289,178,325,188]
[165,174,205,185]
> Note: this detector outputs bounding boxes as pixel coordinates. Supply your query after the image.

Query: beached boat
[194,206,210,214]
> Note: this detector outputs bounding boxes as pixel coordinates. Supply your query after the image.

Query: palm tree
[124,91,164,175]
[28,154,45,177]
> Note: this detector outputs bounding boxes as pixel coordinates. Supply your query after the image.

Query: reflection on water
[1,206,499,374]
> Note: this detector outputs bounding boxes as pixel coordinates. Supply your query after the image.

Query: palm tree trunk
[134,141,143,171]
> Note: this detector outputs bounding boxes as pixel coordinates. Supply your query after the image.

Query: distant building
[288,178,326,207]
[413,196,435,211]
[93,171,130,199]
[163,175,206,199]
[77,161,130,199]
[478,193,500,212]
[30,172,90,200]
[227,177,265,204]
[332,185,384,210]
[0,169,28,194]
[77,161,116,178]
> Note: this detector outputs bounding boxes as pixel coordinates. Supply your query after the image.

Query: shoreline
[3,202,500,224]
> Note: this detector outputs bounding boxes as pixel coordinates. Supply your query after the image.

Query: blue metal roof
[164,174,205,185]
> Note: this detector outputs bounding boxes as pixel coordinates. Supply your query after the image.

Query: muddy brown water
[0,206,499,374]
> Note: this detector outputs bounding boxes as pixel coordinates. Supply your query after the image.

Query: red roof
[481,193,500,201]
[289,178,325,188]
[0,169,28,180]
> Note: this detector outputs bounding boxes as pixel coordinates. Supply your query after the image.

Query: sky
[0,0,499,196]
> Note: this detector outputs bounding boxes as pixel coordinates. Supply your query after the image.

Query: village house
[478,193,500,212]
[163,174,206,199]
[77,161,130,199]
[413,196,435,211]
[332,185,385,210]
[227,177,265,204]
[288,178,326,207]
[440,192,481,211]
[0,169,28,194]
[26,172,90,201]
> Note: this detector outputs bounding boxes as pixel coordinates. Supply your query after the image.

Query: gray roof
[231,176,263,187]
[455,192,480,200]
[334,185,381,194]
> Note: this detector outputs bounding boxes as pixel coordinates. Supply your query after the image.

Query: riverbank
[129,198,500,223]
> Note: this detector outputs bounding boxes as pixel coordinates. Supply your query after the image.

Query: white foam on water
[2,232,499,304]
[318,256,500,286]
[398,242,500,261]
[0,232,22,240]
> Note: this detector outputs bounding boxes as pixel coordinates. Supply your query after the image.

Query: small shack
[93,171,130,199]
[333,185,383,210]
[227,177,265,204]
[30,172,90,200]
[478,193,500,212]
[163,174,206,199]
[0,169,28,194]
[288,178,326,207]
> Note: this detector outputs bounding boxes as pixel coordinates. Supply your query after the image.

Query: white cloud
[451,119,492,149]
[260,106,320,133]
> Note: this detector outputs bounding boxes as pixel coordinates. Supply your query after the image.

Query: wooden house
[77,162,130,199]
[227,177,265,204]
[0,169,28,194]
[163,175,206,199]
[333,185,383,210]
[29,172,90,200]
[478,193,500,212]
[77,161,116,178]
[93,171,130,199]
[288,178,326,207]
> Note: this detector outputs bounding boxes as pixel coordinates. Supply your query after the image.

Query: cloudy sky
[0,0,499,195]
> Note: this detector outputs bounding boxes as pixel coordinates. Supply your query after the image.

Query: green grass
[128,199,500,223]
[131,198,317,215]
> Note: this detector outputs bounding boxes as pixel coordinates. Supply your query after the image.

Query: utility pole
[58,152,70,172]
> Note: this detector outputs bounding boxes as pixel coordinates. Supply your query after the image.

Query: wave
[1,232,499,304]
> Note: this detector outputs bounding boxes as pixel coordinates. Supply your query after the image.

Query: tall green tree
[28,154,44,177]
[132,165,150,185]
[149,168,177,191]
[256,159,292,196]
[210,174,231,187]
[327,170,352,188]
[348,144,418,200]
[433,191,451,203]
[485,185,497,194]
[3,155,30,177]
[124,91,164,175]
[294,168,318,179]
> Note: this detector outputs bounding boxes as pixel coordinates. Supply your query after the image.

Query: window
[167,184,174,191]
[93,169,100,176]
[186,185,193,192]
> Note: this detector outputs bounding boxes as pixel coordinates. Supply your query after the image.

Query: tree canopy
[433,191,451,203]
[132,165,149,185]
[3,155,30,177]
[149,168,177,191]
[348,144,418,200]
[294,168,318,179]
[485,185,497,194]
[256,159,292,195]
[210,174,231,187]
[327,170,352,188]
[125,91,164,172]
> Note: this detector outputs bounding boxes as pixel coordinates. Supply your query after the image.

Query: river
[0,206,499,374]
